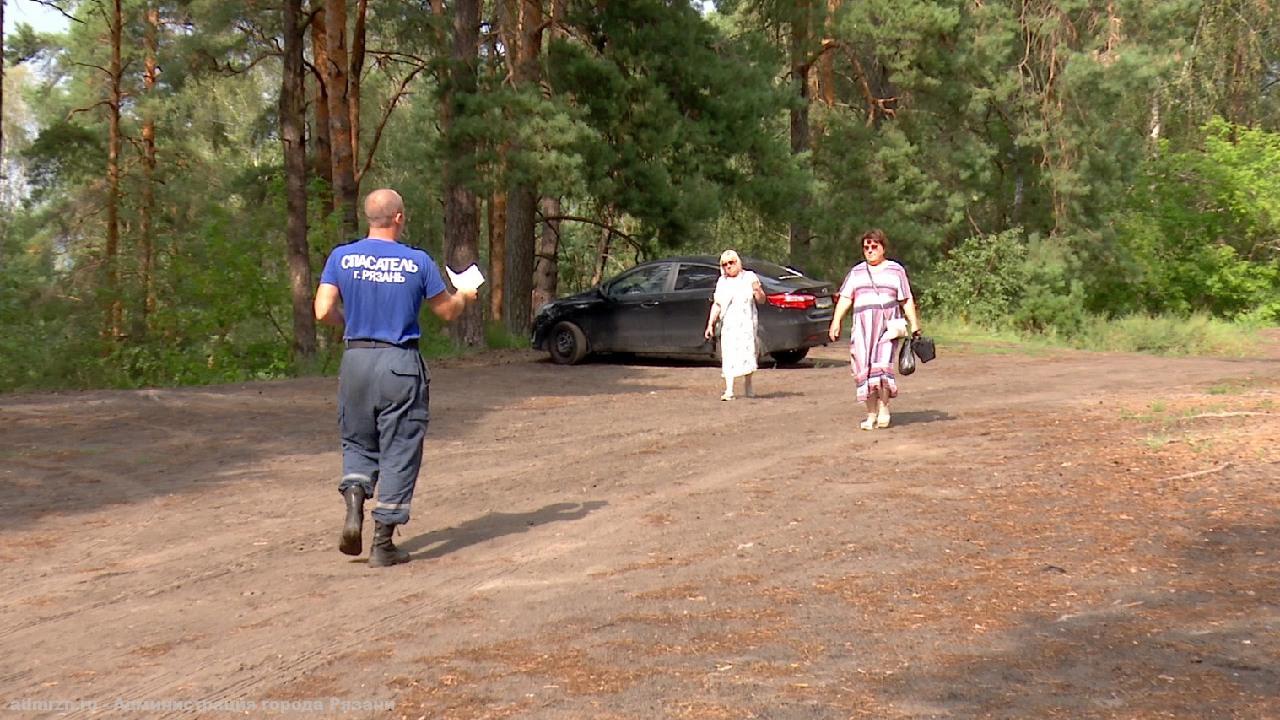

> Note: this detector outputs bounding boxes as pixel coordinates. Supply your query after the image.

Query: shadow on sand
[400,500,608,560]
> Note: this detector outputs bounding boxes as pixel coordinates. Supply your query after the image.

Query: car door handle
[640,300,660,308]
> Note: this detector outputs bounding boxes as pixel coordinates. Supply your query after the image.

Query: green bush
[923,228,1028,326]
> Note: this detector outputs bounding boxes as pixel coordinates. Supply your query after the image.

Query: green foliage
[1073,313,1259,357]
[2,0,1277,393]
[928,312,1259,358]
[484,321,531,350]
[1102,119,1280,321]
[22,120,103,190]
[923,228,1029,326]
[548,0,800,249]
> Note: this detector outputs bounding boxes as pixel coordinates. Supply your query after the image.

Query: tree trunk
[486,22,506,323]
[1,0,5,169]
[310,0,334,217]
[503,185,536,334]
[788,2,813,271]
[349,0,366,182]
[325,0,358,237]
[282,0,317,361]
[591,210,614,287]
[817,0,840,106]
[501,0,544,336]
[136,3,160,339]
[531,196,561,310]
[529,0,569,310]
[487,191,507,321]
[442,0,483,348]
[104,0,124,341]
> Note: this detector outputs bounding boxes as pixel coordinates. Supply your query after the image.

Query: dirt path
[1,339,1278,719]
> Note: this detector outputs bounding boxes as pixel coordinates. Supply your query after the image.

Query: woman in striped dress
[827,230,922,430]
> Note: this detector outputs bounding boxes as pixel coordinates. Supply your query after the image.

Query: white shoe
[720,392,734,401]
[859,415,876,431]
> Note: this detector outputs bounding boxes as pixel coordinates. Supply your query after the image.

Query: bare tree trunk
[590,209,614,287]
[487,191,507,321]
[1148,90,1161,147]
[501,0,544,336]
[135,3,159,339]
[105,0,124,341]
[817,0,840,106]
[325,0,358,237]
[486,21,506,323]
[503,185,536,334]
[442,0,483,348]
[283,0,317,361]
[531,196,561,310]
[310,0,334,217]
[788,2,813,271]
[528,0,569,311]
[1,0,5,170]
[349,0,366,182]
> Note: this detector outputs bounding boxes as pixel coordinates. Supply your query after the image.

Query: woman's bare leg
[876,387,891,427]
[743,373,755,398]
[860,387,878,429]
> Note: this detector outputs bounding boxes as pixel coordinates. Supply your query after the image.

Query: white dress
[714,271,759,378]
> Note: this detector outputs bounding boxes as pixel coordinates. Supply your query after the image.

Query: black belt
[345,339,419,350]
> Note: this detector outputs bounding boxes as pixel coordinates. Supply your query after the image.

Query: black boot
[368,521,410,567]
[338,486,366,556]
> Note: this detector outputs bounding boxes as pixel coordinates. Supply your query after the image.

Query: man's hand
[427,287,478,322]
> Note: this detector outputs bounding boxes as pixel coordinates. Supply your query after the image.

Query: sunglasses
[720,260,738,267]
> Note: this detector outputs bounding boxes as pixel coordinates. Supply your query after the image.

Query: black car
[531,256,835,365]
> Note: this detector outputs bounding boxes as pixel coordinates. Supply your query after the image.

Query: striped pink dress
[837,260,913,402]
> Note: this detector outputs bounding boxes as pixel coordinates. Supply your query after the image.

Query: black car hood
[537,289,605,321]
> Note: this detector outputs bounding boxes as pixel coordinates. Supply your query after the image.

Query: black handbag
[898,337,917,375]
[912,335,936,363]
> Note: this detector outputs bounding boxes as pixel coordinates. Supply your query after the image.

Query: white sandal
[720,393,734,401]
[859,415,876,431]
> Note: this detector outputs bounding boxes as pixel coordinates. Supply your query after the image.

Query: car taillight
[766,292,816,309]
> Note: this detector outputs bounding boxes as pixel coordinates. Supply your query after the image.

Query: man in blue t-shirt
[315,188,477,568]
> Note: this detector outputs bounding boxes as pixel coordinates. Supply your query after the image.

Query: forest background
[0,0,1276,390]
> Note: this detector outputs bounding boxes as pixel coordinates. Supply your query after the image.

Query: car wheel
[770,348,809,366]
[548,321,588,365]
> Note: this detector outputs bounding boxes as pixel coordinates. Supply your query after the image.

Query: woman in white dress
[703,250,765,400]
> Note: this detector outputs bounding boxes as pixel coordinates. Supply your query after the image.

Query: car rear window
[745,260,805,281]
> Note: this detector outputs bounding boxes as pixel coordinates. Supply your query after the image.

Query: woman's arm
[749,272,765,303]
[704,302,722,340]
[902,296,921,334]
[828,296,853,342]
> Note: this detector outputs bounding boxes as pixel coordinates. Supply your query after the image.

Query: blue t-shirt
[319,239,447,344]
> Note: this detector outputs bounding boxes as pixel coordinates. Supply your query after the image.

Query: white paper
[446,263,485,291]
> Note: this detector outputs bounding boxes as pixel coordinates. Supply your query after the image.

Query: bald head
[363,189,404,230]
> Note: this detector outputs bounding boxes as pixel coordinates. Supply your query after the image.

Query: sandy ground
[1,335,1278,719]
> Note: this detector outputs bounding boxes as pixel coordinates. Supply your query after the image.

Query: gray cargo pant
[336,346,430,526]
